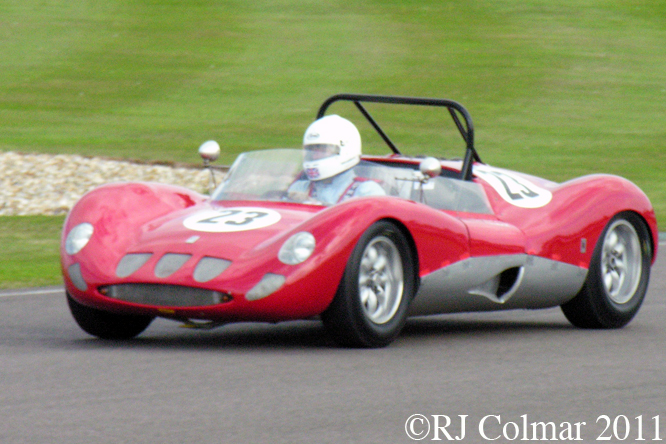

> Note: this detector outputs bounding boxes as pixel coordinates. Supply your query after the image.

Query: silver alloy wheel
[601,219,642,304]
[358,235,404,324]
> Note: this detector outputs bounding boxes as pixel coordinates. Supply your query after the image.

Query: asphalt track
[2,244,665,443]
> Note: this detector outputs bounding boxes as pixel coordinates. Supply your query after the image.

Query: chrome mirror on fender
[198,140,220,194]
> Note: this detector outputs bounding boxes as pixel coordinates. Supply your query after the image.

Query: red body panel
[62,185,470,322]
[61,159,658,324]
[476,172,657,267]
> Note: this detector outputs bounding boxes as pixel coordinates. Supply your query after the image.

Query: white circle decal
[474,165,552,208]
[183,207,281,233]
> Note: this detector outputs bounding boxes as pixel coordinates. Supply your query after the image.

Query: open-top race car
[61,94,658,347]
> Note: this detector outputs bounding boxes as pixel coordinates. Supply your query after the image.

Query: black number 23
[199,209,269,226]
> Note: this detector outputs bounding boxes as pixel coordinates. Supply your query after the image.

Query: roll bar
[316,93,481,180]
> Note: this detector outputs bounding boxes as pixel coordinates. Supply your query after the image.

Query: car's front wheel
[322,221,415,347]
[67,293,154,339]
[561,212,652,329]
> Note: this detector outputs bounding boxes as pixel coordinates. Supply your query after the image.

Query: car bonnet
[125,201,323,262]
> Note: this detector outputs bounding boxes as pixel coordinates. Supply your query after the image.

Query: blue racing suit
[287,168,385,205]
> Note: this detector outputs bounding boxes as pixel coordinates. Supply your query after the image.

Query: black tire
[321,221,416,347]
[67,293,154,339]
[561,212,651,329]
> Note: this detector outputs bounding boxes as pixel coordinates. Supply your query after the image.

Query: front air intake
[100,284,232,307]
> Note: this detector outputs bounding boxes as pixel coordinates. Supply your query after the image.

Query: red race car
[61,94,658,347]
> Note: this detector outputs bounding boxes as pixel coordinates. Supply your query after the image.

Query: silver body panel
[408,254,588,316]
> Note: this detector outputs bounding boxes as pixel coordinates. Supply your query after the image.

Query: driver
[288,115,385,205]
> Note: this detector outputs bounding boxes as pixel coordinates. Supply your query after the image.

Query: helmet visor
[304,143,340,162]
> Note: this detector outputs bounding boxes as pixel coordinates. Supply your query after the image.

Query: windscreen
[211,149,491,213]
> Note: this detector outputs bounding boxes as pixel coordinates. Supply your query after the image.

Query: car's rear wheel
[561,212,651,329]
[322,221,415,347]
[67,293,154,339]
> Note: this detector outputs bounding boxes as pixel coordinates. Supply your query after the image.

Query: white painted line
[0,287,64,299]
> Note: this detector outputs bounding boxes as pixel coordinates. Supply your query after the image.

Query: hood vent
[193,257,232,282]
[116,253,153,278]
[117,252,232,282]
[155,253,192,278]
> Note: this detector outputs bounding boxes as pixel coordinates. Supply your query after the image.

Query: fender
[231,196,473,319]
[480,173,656,268]
[61,182,204,293]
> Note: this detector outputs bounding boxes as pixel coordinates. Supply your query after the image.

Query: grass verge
[0,216,65,289]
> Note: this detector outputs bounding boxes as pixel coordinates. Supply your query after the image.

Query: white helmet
[302,115,361,181]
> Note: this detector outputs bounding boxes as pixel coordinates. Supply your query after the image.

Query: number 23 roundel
[474,165,552,209]
[183,207,282,233]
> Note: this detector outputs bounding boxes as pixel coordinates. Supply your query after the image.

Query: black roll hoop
[316,93,481,181]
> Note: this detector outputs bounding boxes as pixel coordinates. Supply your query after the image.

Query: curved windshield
[212,149,491,213]
[212,149,303,202]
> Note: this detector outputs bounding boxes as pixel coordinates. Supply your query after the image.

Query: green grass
[1,0,665,288]
[0,216,65,289]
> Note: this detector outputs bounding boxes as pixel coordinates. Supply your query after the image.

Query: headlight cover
[65,223,94,255]
[278,232,316,265]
